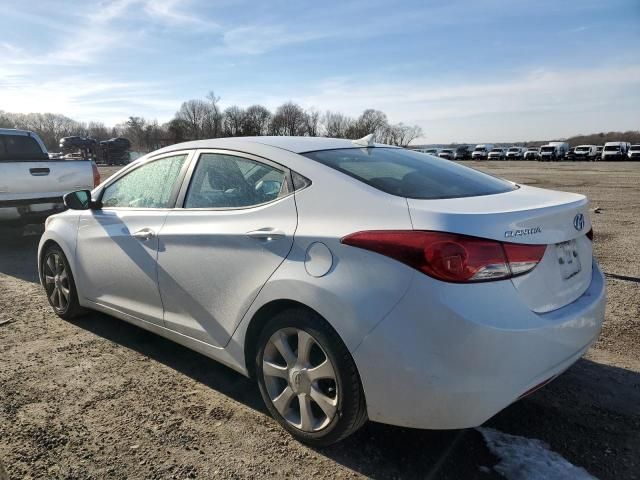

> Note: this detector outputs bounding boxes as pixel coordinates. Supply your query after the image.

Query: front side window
[101,154,187,208]
[303,147,516,200]
[184,153,286,208]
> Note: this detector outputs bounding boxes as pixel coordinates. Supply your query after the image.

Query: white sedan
[38,135,605,446]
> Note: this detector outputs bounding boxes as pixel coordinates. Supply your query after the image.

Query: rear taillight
[586,228,593,241]
[341,231,546,283]
[91,161,101,187]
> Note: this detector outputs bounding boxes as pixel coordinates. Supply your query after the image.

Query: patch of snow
[478,428,596,480]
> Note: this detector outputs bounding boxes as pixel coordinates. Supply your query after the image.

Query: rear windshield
[0,134,48,161]
[303,147,516,200]
[575,147,589,151]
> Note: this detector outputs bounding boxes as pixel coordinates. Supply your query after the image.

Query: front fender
[38,213,80,287]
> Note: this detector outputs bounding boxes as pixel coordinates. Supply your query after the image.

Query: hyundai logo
[573,213,585,231]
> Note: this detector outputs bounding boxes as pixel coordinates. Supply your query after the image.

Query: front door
[75,153,188,325]
[157,151,297,347]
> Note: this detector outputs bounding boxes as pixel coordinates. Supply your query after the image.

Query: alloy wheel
[262,327,338,432]
[43,252,71,312]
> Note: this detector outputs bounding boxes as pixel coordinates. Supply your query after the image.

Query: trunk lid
[407,185,593,312]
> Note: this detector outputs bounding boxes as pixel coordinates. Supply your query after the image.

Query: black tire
[255,308,367,447]
[42,244,86,320]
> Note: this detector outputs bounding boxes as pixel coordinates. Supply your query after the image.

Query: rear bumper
[353,261,605,429]
[0,197,65,225]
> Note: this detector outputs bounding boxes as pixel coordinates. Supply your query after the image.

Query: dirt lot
[1,161,638,479]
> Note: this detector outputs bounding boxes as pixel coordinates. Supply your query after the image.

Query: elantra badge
[573,213,585,231]
[504,227,542,238]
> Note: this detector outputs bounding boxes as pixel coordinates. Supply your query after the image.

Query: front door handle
[132,228,156,241]
[246,228,285,241]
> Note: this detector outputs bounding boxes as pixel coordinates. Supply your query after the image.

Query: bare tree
[346,109,389,139]
[203,91,223,138]
[243,105,271,136]
[87,121,110,141]
[323,111,354,138]
[303,109,321,137]
[322,111,354,138]
[176,99,210,140]
[378,123,424,147]
[223,105,246,137]
[166,118,190,143]
[270,102,307,136]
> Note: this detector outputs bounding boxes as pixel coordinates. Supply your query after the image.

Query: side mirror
[63,190,93,210]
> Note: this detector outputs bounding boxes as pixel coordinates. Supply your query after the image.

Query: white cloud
[0,74,180,125]
[253,65,640,143]
[219,25,327,55]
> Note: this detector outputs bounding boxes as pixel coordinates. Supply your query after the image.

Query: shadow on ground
[72,309,502,480]
[72,307,639,480]
[0,233,41,283]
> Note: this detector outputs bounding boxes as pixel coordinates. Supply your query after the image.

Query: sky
[0,0,639,143]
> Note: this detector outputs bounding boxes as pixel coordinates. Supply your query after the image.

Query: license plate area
[555,239,581,280]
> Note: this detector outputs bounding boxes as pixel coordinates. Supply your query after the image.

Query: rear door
[156,150,297,347]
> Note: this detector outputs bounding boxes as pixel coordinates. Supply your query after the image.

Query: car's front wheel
[255,308,367,446]
[42,245,85,319]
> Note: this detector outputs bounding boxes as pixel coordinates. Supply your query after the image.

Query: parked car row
[415,141,638,161]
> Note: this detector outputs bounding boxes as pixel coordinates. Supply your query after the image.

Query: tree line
[0,91,423,152]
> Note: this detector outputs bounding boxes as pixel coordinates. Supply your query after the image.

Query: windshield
[604,145,621,151]
[441,150,454,154]
[630,145,640,151]
[490,149,502,153]
[0,134,48,161]
[575,147,590,152]
[508,148,519,152]
[540,146,555,152]
[303,147,516,200]
[474,147,486,152]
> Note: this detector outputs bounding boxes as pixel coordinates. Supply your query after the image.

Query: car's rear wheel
[42,245,85,319]
[255,308,367,446]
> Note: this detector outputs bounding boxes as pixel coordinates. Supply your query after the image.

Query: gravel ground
[0,161,638,479]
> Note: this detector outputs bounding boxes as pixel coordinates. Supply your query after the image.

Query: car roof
[150,136,398,157]
[0,128,31,136]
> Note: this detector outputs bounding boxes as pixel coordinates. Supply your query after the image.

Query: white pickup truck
[0,128,99,230]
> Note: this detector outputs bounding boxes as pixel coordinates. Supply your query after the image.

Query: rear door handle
[246,228,286,241]
[132,228,156,241]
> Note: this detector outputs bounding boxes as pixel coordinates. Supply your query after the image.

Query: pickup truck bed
[0,129,98,226]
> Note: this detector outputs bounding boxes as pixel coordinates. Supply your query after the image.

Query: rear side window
[184,153,287,208]
[303,148,516,199]
[0,135,48,161]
